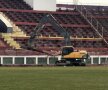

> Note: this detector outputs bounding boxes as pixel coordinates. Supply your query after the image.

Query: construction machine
[23,14,89,66]
[56,46,89,66]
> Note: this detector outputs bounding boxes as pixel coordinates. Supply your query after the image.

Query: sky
[57,0,72,4]
[57,0,108,6]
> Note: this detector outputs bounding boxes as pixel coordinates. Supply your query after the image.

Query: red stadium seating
[0,0,107,55]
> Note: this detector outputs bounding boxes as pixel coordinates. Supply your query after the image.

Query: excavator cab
[62,46,74,56]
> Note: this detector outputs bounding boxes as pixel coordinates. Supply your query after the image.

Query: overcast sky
[57,0,108,6]
[57,0,72,3]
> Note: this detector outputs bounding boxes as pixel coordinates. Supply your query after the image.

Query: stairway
[0,12,27,49]
[2,33,21,49]
[75,4,108,46]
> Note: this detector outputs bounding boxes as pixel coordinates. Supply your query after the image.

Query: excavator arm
[26,14,71,50]
[22,14,89,65]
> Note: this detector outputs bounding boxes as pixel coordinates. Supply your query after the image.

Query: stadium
[0,0,108,90]
[0,0,108,66]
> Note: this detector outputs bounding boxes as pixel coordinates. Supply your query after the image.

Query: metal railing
[75,4,108,46]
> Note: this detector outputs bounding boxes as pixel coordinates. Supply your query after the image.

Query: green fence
[3,57,12,65]
[0,56,108,65]
[26,57,36,64]
[15,57,24,64]
[0,57,1,64]
[93,57,99,64]
[49,57,58,64]
[38,57,47,65]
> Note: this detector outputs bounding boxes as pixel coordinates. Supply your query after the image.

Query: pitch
[0,67,108,90]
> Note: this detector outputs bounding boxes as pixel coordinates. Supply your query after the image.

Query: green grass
[0,66,108,90]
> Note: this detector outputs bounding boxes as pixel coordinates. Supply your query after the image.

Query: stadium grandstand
[0,0,107,66]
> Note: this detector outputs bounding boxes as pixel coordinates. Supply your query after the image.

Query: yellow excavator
[56,46,89,66]
[22,14,89,66]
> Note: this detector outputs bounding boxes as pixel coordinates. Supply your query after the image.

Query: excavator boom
[26,14,71,50]
[22,14,89,66]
